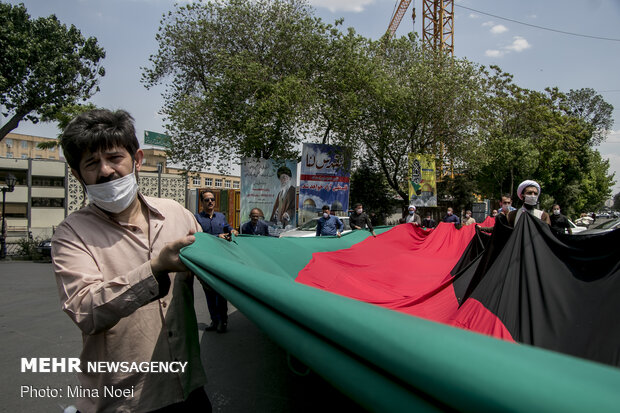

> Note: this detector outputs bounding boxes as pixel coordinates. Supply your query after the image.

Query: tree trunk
[0,110,29,142]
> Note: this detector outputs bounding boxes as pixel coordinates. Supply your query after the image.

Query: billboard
[240,158,297,236]
[299,143,351,226]
[408,153,437,207]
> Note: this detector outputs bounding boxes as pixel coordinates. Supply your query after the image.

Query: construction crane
[387,0,456,179]
[387,0,454,56]
[387,0,414,38]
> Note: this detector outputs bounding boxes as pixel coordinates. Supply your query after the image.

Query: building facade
[1,134,241,244]
[0,133,61,161]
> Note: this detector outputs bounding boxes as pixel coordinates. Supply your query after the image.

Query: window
[224,180,231,188]
[35,155,42,159]
[32,197,65,208]
[49,146,55,152]
[215,179,222,188]
[204,177,212,187]
[21,154,28,159]
[233,181,240,189]
[192,177,201,186]
[6,152,13,158]
[3,203,27,218]
[5,138,12,147]
[32,176,64,187]
[21,141,28,149]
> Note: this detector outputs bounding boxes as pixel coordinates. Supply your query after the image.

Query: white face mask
[86,166,138,214]
[553,209,560,215]
[409,210,415,215]
[466,214,471,218]
[323,212,329,219]
[356,208,363,214]
[523,195,538,206]
[447,211,452,216]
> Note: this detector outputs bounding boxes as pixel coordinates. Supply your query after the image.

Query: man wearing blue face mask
[51,109,211,413]
[507,180,551,226]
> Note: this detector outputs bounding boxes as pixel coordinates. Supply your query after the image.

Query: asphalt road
[0,261,365,413]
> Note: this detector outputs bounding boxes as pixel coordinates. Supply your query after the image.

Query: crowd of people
[49,108,604,412]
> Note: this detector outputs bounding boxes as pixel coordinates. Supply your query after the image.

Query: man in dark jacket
[241,208,270,236]
[442,207,460,224]
[550,204,572,235]
[350,203,376,237]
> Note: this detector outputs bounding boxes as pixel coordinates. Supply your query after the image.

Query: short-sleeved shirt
[195,211,232,236]
[51,194,206,413]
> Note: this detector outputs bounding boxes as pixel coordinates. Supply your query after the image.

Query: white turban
[517,180,541,200]
[408,205,416,211]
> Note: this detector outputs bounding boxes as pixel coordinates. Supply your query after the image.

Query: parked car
[567,219,587,234]
[577,218,620,235]
[37,239,52,257]
[280,217,351,238]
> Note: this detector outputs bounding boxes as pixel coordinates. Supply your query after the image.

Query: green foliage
[36,102,100,149]
[468,66,614,217]
[0,2,105,141]
[437,174,477,213]
[332,34,486,202]
[349,161,398,225]
[142,1,615,210]
[143,0,327,172]
[15,236,44,261]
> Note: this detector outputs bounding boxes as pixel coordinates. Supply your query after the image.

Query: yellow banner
[408,154,437,207]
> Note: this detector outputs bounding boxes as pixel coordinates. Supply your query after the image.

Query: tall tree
[336,34,486,204]
[142,0,330,173]
[469,67,614,217]
[560,87,614,146]
[349,159,398,225]
[0,2,105,141]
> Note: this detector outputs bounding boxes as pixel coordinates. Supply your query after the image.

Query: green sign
[144,130,171,147]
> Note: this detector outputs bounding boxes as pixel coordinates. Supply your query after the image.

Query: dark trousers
[202,283,228,324]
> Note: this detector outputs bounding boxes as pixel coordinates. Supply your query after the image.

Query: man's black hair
[321,205,330,211]
[501,193,513,200]
[61,109,139,172]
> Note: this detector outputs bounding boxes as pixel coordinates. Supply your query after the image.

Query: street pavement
[0,261,365,412]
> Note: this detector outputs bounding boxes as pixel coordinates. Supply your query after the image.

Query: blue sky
[4,0,620,196]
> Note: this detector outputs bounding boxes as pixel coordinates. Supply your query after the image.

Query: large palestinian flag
[180,213,620,411]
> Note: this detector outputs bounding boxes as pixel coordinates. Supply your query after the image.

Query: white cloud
[308,0,375,13]
[606,129,620,143]
[485,49,504,58]
[505,36,531,52]
[482,20,494,27]
[468,13,479,19]
[490,24,508,34]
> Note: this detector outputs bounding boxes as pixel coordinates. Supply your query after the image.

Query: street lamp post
[1,173,17,259]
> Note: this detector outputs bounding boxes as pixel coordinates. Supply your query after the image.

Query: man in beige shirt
[52,109,210,412]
